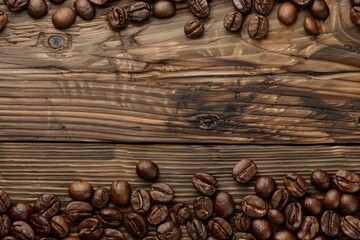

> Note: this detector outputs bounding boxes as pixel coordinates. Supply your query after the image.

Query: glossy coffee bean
[213,191,234,218]
[28,214,50,236]
[192,173,217,196]
[232,159,257,183]
[11,221,35,240]
[102,228,125,240]
[297,216,319,240]
[208,217,232,240]
[247,15,269,40]
[313,236,327,240]
[309,0,329,20]
[284,173,308,197]
[310,169,332,191]
[255,176,277,199]
[62,237,81,240]
[50,216,68,238]
[271,189,289,211]
[304,197,323,216]
[91,187,109,209]
[143,237,159,240]
[341,215,360,240]
[131,189,151,214]
[251,219,272,240]
[27,0,48,19]
[193,196,213,220]
[2,237,17,240]
[334,170,360,193]
[0,191,11,213]
[147,205,169,225]
[52,7,77,29]
[186,218,207,240]
[170,203,191,225]
[223,11,243,32]
[284,203,303,231]
[277,2,297,26]
[254,0,274,15]
[232,0,252,13]
[153,0,176,19]
[0,11,7,30]
[351,0,360,5]
[124,213,148,239]
[187,0,210,18]
[9,202,33,222]
[74,0,95,20]
[68,181,93,201]
[292,0,312,6]
[111,180,131,205]
[136,160,159,180]
[107,7,127,30]
[240,195,268,218]
[157,221,181,240]
[321,210,340,237]
[88,0,106,6]
[65,201,93,222]
[0,215,11,236]
[267,209,284,226]
[351,6,360,26]
[233,232,256,240]
[273,230,296,240]
[4,0,28,11]
[303,16,319,36]
[128,2,151,23]
[150,183,174,203]
[96,207,123,228]
[340,193,358,215]
[34,194,61,220]
[234,213,251,232]
[184,20,204,38]
[323,189,341,210]
[78,218,103,240]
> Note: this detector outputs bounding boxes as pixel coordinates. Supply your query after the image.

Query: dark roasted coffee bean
[102,228,125,240]
[233,232,256,240]
[63,237,81,240]
[313,236,327,240]
[28,214,50,236]
[143,237,159,240]
[321,210,340,237]
[34,194,61,219]
[232,159,257,183]
[323,189,341,210]
[39,238,56,240]
[150,183,174,203]
[124,213,147,239]
[254,0,274,15]
[292,0,312,6]
[184,20,204,38]
[206,237,217,240]
[157,221,181,240]
[9,202,33,222]
[251,219,272,240]
[68,181,93,201]
[0,11,7,30]
[4,0,28,11]
[223,11,243,32]
[247,15,269,40]
[208,217,232,240]
[0,215,11,236]
[186,218,207,240]
[255,176,277,199]
[187,0,210,18]
[88,0,106,6]
[91,187,109,209]
[350,6,360,26]
[234,213,251,232]
[232,0,252,13]
[111,180,131,205]
[340,193,358,215]
[136,160,159,180]
[271,189,289,211]
[107,7,127,30]
[96,207,123,228]
[131,189,151,214]
[334,170,360,193]
[192,173,217,196]
[284,203,303,231]
[297,216,319,240]
[50,216,68,238]
[304,197,323,216]
[78,218,103,240]
[213,191,234,218]
[52,7,76,29]
[351,0,360,5]
[277,1,297,26]
[11,221,35,240]
[272,230,296,240]
[341,215,360,240]
[27,0,47,19]
[128,2,151,23]
[2,236,17,240]
[310,169,332,191]
[309,0,329,20]
[153,0,176,19]
[267,209,284,226]
[240,195,268,218]
[170,203,191,225]
[303,16,319,36]
[65,201,93,222]
[147,205,169,226]
[193,196,213,220]
[74,0,94,20]
[284,173,308,197]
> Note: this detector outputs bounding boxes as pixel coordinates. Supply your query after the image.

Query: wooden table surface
[0,0,359,238]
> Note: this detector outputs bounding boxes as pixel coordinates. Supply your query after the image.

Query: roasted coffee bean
[124,213,147,239]
[52,7,76,29]
[234,213,251,232]
[186,218,207,240]
[309,0,329,20]
[187,0,210,18]
[351,6,360,26]
[27,0,47,19]
[341,215,360,240]
[96,207,123,228]
[131,189,151,214]
[267,209,284,226]
[254,0,274,15]
[351,0,360,5]
[321,210,340,237]
[292,0,312,6]
[170,203,191,225]
[232,159,257,183]
[271,189,289,211]
[323,189,341,210]
[28,214,50,236]
[213,191,234,218]
[304,197,323,216]
[310,169,332,191]
[192,173,217,196]
[193,196,213,220]
[11,221,35,240]
[232,0,252,13]
[303,16,319,36]
[284,203,303,231]
[0,215,11,236]
[4,0,28,11]
[88,0,106,6]
[247,15,269,40]
[34,194,61,219]
[136,160,159,180]
[65,201,93,222]
[143,237,159,240]
[147,205,169,225]
[208,217,232,240]
[50,216,68,238]
[340,193,358,215]
[91,187,109,209]
[277,1,297,26]
[9,202,33,222]
[233,232,256,240]
[2,236,17,240]
[334,170,360,193]
[150,183,174,203]
[251,219,272,240]
[111,180,131,205]
[297,216,319,240]
[68,181,93,201]
[157,221,181,240]
[78,218,103,240]
[313,236,327,240]
[0,11,7,30]
[107,7,127,30]
[153,0,176,19]
[128,2,151,23]
[74,0,94,20]
[63,237,81,240]
[39,238,56,240]
[255,176,277,199]
[273,230,296,240]
[184,20,204,38]
[223,11,243,32]
[102,228,125,240]
[0,191,11,214]
[284,173,308,197]
[240,195,268,218]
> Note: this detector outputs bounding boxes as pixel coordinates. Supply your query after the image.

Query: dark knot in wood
[197,114,220,130]
[48,36,66,49]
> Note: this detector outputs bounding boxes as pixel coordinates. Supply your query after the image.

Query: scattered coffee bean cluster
[350,0,360,26]
[0,159,359,240]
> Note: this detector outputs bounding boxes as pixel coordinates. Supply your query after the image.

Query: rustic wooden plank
[0,143,358,239]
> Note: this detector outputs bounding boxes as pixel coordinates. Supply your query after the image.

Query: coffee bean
[9,202,33,222]
[102,228,125,240]
[11,221,35,240]
[323,189,341,210]
[284,203,303,231]
[39,238,56,240]
[313,235,327,240]
[247,15,269,40]
[124,213,148,239]
[284,173,308,197]
[297,216,319,240]
[131,189,151,214]
[111,180,131,205]
[143,237,160,240]
[74,0,94,20]
[267,209,284,226]
[232,159,257,183]
[303,16,319,36]
[63,237,81,240]
[272,230,296,240]
[223,11,243,32]
[277,2,297,26]
[4,0,28,11]
[78,218,103,240]
[271,189,289,211]
[254,0,274,15]
[255,176,277,199]
[2,236,18,240]
[186,218,207,240]
[240,195,268,218]
[28,214,50,236]
[321,210,340,237]
[91,187,110,209]
[27,0,47,19]
[0,215,11,236]
[232,0,252,13]
[88,0,106,6]
[341,215,360,240]
[351,0,360,5]
[50,216,68,238]
[0,191,11,214]
[292,0,312,6]
[128,2,151,23]
[193,196,213,220]
[184,20,204,38]
[213,191,235,218]
[334,170,360,193]
[157,221,181,240]
[96,207,123,228]
[309,0,329,20]
[187,0,210,18]
[68,181,93,201]
[153,0,176,19]
[208,217,232,240]
[136,160,159,181]
[150,183,174,203]
[34,194,61,220]
[107,6,127,30]
[251,219,272,240]
[233,232,256,240]
[147,205,169,225]
[0,11,6,31]
[340,193,358,215]
[65,201,93,222]
[310,169,332,191]
[192,173,217,196]
[234,213,251,232]
[351,6,360,26]
[52,7,76,29]
[170,203,191,225]
[303,197,323,216]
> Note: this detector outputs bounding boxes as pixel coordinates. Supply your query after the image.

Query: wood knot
[197,114,220,130]
[37,32,71,50]
[48,36,65,49]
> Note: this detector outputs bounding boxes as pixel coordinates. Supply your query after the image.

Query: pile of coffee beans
[350,0,360,26]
